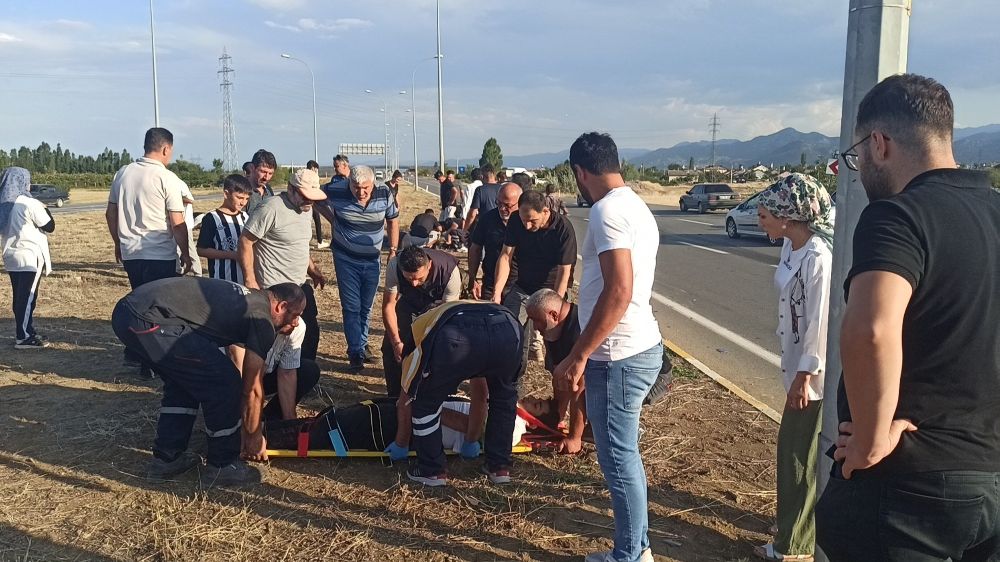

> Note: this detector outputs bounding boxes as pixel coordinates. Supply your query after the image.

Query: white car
[726,189,836,246]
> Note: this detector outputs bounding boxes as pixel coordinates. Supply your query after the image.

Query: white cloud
[264,20,301,32]
[53,19,91,31]
[248,0,307,9]
[265,17,373,35]
[0,32,22,43]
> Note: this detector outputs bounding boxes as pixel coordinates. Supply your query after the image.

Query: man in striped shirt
[317,165,400,372]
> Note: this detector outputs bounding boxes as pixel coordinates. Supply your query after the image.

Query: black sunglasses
[840,134,871,172]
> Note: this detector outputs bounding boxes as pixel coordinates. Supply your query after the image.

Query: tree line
[0,142,134,174]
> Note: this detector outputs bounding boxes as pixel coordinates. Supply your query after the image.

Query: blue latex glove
[384,441,409,461]
[460,440,481,459]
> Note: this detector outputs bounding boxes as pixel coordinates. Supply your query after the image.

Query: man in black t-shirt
[406,208,439,247]
[111,277,306,487]
[468,182,522,301]
[466,164,500,233]
[816,74,1000,561]
[435,170,458,220]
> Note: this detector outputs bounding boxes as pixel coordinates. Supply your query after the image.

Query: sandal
[753,543,813,561]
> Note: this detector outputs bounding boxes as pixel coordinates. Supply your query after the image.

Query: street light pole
[410,57,436,192]
[149,0,160,126]
[436,0,445,172]
[281,53,318,163]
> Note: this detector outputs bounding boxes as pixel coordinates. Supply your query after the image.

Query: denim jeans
[332,251,381,359]
[585,342,662,562]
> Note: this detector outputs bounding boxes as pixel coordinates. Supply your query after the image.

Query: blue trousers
[332,251,381,359]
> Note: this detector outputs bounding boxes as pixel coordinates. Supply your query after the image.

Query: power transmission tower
[219,48,237,172]
[708,112,720,181]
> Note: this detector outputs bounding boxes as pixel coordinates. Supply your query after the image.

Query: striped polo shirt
[326,184,399,259]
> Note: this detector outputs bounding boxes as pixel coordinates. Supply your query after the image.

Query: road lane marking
[675,218,715,226]
[677,241,729,255]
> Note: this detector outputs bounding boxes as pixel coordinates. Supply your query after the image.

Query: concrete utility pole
[435,0,446,174]
[149,0,160,127]
[816,1,910,560]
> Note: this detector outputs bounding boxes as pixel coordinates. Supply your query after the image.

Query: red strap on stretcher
[516,406,564,439]
[297,430,309,457]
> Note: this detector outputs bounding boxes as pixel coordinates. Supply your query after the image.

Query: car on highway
[679,183,740,213]
[29,184,70,208]
[726,189,837,246]
[576,192,589,207]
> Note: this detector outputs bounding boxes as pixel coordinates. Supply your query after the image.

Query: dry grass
[0,186,777,561]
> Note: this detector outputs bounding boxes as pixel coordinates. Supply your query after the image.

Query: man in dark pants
[381,246,463,397]
[396,301,522,487]
[467,181,522,301]
[111,277,306,487]
[816,74,1000,560]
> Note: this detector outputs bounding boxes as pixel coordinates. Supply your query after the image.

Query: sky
[1,0,998,169]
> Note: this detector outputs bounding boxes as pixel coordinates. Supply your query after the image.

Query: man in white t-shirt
[555,132,662,562]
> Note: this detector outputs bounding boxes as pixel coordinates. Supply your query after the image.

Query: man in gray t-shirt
[238,169,328,361]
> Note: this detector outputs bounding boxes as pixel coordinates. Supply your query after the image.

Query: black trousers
[8,270,42,341]
[381,297,420,398]
[112,300,241,468]
[410,308,522,475]
[261,357,321,421]
[817,468,1000,561]
[122,259,178,368]
[300,283,319,362]
[312,207,324,243]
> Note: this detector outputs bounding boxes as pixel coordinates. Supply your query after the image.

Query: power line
[219,47,237,172]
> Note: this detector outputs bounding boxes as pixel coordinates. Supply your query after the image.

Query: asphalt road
[415,175,787,410]
[50,193,218,214]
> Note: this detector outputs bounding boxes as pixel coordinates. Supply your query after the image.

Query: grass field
[0,186,778,561]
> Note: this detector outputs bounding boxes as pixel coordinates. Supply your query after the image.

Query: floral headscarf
[758,173,835,249]
[0,167,33,233]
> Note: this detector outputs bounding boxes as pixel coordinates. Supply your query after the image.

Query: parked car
[679,183,740,213]
[29,184,70,208]
[577,192,589,207]
[725,189,837,246]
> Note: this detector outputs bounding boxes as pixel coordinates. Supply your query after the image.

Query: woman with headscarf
[0,167,55,349]
[753,173,834,562]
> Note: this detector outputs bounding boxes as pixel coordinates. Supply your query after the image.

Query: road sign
[338,143,386,156]
[458,166,466,174]
[826,158,839,176]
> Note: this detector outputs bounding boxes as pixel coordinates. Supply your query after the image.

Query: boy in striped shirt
[197,174,251,283]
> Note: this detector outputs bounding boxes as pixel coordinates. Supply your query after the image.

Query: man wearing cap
[238,168,328,363]
[316,165,400,372]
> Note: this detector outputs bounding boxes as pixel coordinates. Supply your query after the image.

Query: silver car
[726,189,836,245]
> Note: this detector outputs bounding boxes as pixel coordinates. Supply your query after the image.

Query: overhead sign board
[339,143,386,156]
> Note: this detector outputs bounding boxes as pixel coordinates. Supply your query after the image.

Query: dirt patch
[0,188,778,561]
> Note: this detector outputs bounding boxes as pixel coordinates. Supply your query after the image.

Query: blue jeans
[585,343,662,562]
[332,251,381,359]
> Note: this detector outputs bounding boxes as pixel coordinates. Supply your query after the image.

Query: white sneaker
[316,241,330,249]
[584,548,653,562]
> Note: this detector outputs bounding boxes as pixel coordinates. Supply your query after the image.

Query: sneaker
[363,344,380,363]
[346,354,365,373]
[14,335,48,349]
[481,464,512,485]
[146,451,202,481]
[200,461,263,488]
[316,241,330,249]
[584,548,653,562]
[407,467,448,487]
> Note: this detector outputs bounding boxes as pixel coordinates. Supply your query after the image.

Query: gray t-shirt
[243,193,312,287]
[108,157,186,261]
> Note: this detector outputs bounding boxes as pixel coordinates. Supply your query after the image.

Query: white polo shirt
[578,186,661,361]
[108,157,186,261]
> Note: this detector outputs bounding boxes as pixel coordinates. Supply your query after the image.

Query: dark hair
[143,127,173,154]
[223,174,252,194]
[510,172,533,190]
[266,282,306,308]
[856,73,954,149]
[544,183,557,195]
[446,170,455,176]
[334,154,350,165]
[470,168,483,181]
[397,245,430,273]
[306,160,320,171]
[434,170,444,179]
[251,149,277,169]
[533,397,561,430]
[242,161,252,174]
[570,132,621,175]
[423,208,434,214]
[496,170,507,180]
[480,164,495,176]
[391,170,403,180]
[518,190,548,213]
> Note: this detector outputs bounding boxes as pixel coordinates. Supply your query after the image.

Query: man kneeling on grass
[389,301,522,486]
[111,277,305,487]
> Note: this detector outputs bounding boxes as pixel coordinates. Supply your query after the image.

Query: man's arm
[240,350,268,461]
[836,270,913,478]
[394,392,412,447]
[490,245,515,304]
[386,217,400,261]
[307,257,326,290]
[382,289,403,361]
[105,203,122,263]
[560,390,588,454]
[466,208,480,234]
[169,210,193,274]
[467,243,484,298]
[275,367,298,420]
[554,249,633,393]
[316,201,335,225]
[552,264,573,299]
[237,231,260,289]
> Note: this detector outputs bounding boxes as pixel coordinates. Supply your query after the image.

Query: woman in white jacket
[0,167,54,349]
[753,173,834,562]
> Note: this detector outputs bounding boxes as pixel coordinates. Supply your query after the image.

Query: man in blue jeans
[317,165,400,372]
[555,132,663,562]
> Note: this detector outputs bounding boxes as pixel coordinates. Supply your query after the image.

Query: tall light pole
[149,0,160,126]
[281,53,319,163]
[436,0,445,172]
[365,90,390,174]
[410,56,437,191]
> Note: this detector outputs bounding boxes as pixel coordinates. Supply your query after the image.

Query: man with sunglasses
[467,181,522,301]
[816,74,1000,561]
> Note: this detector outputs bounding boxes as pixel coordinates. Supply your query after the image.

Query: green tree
[688,156,695,170]
[621,161,640,181]
[212,158,224,173]
[479,138,503,172]
[667,163,682,170]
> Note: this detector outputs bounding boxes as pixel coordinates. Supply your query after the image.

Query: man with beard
[244,149,276,217]
[816,74,1000,561]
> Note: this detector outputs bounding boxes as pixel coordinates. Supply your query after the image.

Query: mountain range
[499,125,1000,169]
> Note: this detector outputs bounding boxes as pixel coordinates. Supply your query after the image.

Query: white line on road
[677,241,730,255]
[575,252,781,368]
[675,218,715,226]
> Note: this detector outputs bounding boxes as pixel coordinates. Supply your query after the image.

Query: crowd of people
[1,72,998,562]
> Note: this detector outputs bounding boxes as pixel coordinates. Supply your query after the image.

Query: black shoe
[363,344,380,363]
[14,335,48,349]
[347,354,364,373]
[406,467,448,487]
[200,461,262,488]
[146,451,202,482]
